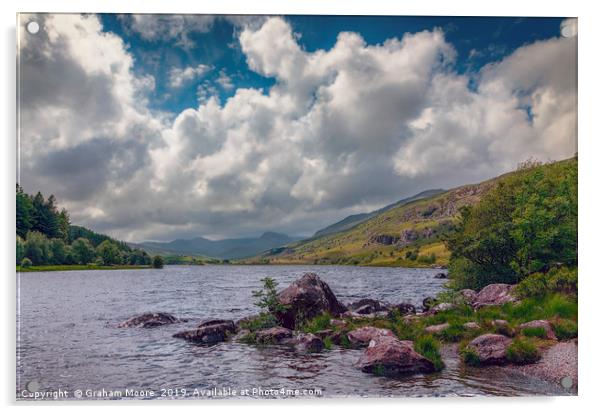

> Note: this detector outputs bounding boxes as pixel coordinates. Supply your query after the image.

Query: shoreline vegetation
[16,264,151,273]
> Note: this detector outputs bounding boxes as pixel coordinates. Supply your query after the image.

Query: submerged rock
[466,333,512,365]
[255,327,293,344]
[387,303,416,317]
[473,284,517,308]
[173,321,236,344]
[288,333,324,353]
[434,272,447,279]
[277,273,347,329]
[118,312,184,328]
[519,320,557,340]
[356,336,436,376]
[347,326,395,348]
[347,298,390,315]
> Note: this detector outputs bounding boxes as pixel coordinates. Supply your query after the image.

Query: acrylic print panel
[16,13,578,400]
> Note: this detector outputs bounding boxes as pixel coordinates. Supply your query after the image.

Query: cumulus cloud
[169,63,212,88]
[18,15,577,242]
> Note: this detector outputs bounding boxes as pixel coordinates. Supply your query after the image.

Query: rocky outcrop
[356,336,436,376]
[466,333,512,365]
[347,298,389,315]
[173,320,236,344]
[428,302,456,314]
[347,326,395,348]
[473,284,517,308]
[253,328,324,352]
[424,323,449,334]
[118,312,184,328]
[277,273,347,328]
[519,320,557,340]
[370,234,400,245]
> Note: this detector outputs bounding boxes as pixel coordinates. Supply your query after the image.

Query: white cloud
[169,63,212,88]
[18,15,578,242]
[216,69,234,90]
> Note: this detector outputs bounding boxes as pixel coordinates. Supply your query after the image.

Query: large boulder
[466,333,512,365]
[347,298,389,315]
[473,284,517,308]
[277,273,347,329]
[173,321,236,344]
[347,326,395,348]
[356,336,436,376]
[519,320,557,340]
[118,312,184,328]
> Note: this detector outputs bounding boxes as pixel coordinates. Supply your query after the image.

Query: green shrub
[521,326,547,338]
[506,338,540,364]
[552,319,578,340]
[302,312,332,333]
[515,267,577,298]
[461,346,481,366]
[151,255,164,269]
[20,257,32,268]
[415,336,444,371]
[252,277,289,316]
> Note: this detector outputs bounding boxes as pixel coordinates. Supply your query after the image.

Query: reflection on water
[17,265,567,399]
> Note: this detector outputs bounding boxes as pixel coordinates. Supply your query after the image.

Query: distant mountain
[313,189,446,238]
[135,231,301,260]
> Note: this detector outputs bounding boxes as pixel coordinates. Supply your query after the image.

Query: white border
[2,1,601,412]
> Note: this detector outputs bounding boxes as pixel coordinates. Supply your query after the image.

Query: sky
[17,14,577,242]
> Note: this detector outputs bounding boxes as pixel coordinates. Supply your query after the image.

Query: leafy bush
[252,277,289,316]
[506,338,540,364]
[515,267,577,298]
[20,257,32,268]
[415,336,444,371]
[446,158,577,290]
[552,319,578,340]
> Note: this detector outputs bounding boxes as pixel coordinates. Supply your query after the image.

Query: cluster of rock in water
[117,272,553,378]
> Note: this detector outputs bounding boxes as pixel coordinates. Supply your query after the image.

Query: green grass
[301,312,333,333]
[16,264,150,272]
[415,336,444,371]
[521,326,547,339]
[506,338,541,364]
[461,346,481,367]
[323,336,333,350]
[552,319,578,340]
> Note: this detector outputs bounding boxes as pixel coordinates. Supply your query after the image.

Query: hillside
[135,231,301,260]
[313,189,445,238]
[243,176,503,267]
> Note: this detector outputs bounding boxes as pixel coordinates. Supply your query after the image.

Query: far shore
[16,264,151,273]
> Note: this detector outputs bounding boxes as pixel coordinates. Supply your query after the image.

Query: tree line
[16,185,158,267]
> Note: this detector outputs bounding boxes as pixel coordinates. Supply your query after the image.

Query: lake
[16,265,567,399]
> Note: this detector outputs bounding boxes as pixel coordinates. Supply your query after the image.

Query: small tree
[96,240,122,265]
[71,237,95,264]
[152,255,164,269]
[252,277,289,315]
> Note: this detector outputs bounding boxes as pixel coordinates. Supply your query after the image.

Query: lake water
[16,265,568,400]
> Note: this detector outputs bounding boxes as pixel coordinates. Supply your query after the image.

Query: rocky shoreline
[117,272,577,394]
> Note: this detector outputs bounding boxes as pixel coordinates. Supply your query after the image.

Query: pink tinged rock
[467,333,513,365]
[173,322,235,343]
[424,323,450,334]
[459,289,478,304]
[254,327,293,344]
[356,336,436,376]
[347,326,395,348]
[519,320,558,340]
[463,322,481,330]
[473,283,517,308]
[276,273,347,329]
